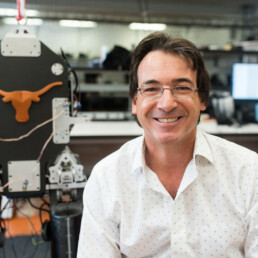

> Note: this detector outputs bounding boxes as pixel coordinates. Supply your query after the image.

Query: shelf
[77,111,132,121]
[200,49,258,56]
[72,67,129,74]
[79,83,128,92]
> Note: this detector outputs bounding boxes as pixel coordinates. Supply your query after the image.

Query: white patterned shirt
[77,127,258,258]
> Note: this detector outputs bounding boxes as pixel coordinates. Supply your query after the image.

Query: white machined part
[51,63,64,76]
[7,160,40,192]
[52,98,89,144]
[1,26,41,57]
[48,146,85,185]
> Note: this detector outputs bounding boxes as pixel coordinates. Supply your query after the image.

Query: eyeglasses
[137,85,199,98]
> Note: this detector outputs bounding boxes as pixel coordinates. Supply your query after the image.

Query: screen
[232,63,258,100]
[255,103,258,122]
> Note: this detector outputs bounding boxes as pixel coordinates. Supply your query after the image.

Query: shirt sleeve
[77,169,121,258]
[244,155,258,258]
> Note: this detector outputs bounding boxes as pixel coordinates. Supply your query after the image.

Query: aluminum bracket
[1,26,41,57]
[52,98,89,144]
[7,160,40,192]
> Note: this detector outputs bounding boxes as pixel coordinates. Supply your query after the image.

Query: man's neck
[145,131,195,170]
[144,135,196,198]
[145,141,194,174]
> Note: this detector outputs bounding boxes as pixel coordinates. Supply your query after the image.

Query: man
[77,32,258,257]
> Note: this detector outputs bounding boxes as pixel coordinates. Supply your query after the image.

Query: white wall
[0,20,243,60]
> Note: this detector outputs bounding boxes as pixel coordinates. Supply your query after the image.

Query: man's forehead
[137,51,197,83]
[138,50,195,71]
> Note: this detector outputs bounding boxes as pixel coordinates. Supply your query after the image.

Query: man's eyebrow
[142,78,195,86]
[142,79,160,85]
[172,78,194,86]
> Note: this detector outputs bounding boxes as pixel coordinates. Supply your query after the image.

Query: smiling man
[77,32,258,257]
[132,50,206,199]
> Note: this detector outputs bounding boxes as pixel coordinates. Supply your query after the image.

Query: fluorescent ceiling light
[3,18,43,26]
[59,20,97,28]
[129,22,167,31]
[0,8,39,17]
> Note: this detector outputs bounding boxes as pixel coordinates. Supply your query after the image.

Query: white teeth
[158,118,179,123]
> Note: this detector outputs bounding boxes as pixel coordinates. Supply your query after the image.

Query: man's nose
[157,88,178,111]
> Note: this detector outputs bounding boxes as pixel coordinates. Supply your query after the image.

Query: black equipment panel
[0,42,70,197]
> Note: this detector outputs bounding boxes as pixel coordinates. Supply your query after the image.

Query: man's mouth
[156,117,181,123]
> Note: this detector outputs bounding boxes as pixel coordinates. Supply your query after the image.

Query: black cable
[22,234,48,258]
[27,199,49,213]
[27,236,40,258]
[60,48,81,108]
[0,199,48,258]
[0,241,6,258]
[70,68,79,93]
[2,199,17,255]
[14,200,38,237]
[0,198,11,254]
[60,48,79,91]
[14,203,42,258]
[40,198,50,207]
[0,199,50,258]
[0,219,6,247]
[0,198,11,217]
[39,202,49,225]
[5,219,17,258]
[27,199,50,227]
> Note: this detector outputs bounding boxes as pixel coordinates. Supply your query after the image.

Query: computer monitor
[232,63,258,100]
[232,63,258,123]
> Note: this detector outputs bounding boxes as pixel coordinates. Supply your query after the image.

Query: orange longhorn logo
[0,81,63,122]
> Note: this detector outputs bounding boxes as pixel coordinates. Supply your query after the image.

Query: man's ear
[200,102,206,111]
[131,95,137,115]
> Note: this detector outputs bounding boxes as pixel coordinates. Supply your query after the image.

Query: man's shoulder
[86,136,143,198]
[93,135,143,170]
[201,129,258,160]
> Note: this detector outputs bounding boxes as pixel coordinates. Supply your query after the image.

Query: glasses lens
[142,86,162,97]
[139,85,197,98]
[173,86,194,97]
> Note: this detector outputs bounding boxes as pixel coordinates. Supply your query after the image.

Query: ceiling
[1,0,258,28]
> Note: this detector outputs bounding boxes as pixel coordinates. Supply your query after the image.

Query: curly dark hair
[129,32,210,106]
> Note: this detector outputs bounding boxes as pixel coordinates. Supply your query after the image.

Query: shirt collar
[132,127,214,174]
[194,127,214,164]
[132,135,146,173]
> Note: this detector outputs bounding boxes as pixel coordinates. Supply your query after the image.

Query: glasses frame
[137,85,199,99]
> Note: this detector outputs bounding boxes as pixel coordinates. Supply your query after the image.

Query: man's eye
[175,86,192,92]
[144,87,160,92]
